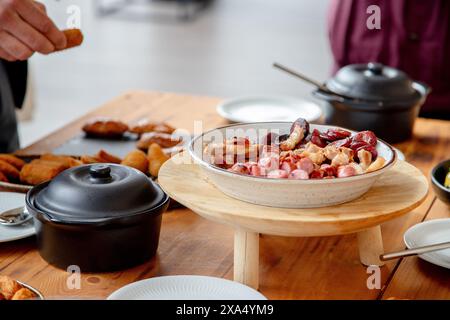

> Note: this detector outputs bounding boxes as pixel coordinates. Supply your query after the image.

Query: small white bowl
[189,122,397,208]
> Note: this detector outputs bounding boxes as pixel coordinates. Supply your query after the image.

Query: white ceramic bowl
[189,122,397,208]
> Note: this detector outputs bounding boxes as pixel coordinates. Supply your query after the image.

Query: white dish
[107,275,267,300]
[0,192,35,243]
[404,218,450,269]
[189,122,396,208]
[217,96,322,123]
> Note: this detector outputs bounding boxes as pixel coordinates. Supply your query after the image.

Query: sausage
[288,169,309,180]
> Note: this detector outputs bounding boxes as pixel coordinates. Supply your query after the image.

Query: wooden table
[2,91,449,300]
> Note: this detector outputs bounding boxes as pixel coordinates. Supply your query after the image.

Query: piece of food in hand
[445,168,450,188]
[96,150,122,164]
[137,132,182,150]
[121,150,149,173]
[82,118,129,138]
[148,143,169,177]
[0,154,25,169]
[0,160,20,180]
[0,276,22,300]
[20,160,67,185]
[59,29,84,51]
[80,155,107,164]
[0,171,8,182]
[11,288,36,300]
[40,154,82,168]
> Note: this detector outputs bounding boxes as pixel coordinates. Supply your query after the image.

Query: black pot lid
[326,62,421,103]
[34,164,166,223]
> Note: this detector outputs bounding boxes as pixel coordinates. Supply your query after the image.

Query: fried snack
[0,171,8,182]
[0,154,25,169]
[137,132,181,150]
[60,29,84,50]
[129,120,175,135]
[80,155,107,164]
[0,292,5,300]
[20,160,67,185]
[148,143,169,177]
[153,123,175,134]
[121,150,149,173]
[82,118,129,138]
[0,276,22,300]
[0,159,20,180]
[96,150,122,164]
[11,288,36,300]
[40,154,82,168]
[366,156,386,173]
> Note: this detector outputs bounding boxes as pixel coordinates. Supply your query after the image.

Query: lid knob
[89,164,111,179]
[367,62,383,75]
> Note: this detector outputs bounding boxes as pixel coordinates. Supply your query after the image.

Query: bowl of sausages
[189,118,397,208]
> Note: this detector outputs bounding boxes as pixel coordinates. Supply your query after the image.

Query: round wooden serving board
[159,158,429,237]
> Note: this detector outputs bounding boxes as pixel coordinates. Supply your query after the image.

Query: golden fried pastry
[11,288,36,300]
[0,159,20,180]
[121,150,149,173]
[137,132,182,150]
[0,276,22,300]
[153,123,175,134]
[20,160,67,185]
[129,120,175,135]
[148,143,169,177]
[96,150,122,164]
[40,154,82,168]
[82,118,129,138]
[80,155,107,165]
[61,29,84,50]
[0,171,8,183]
[0,292,5,300]
[0,154,25,169]
[129,120,159,135]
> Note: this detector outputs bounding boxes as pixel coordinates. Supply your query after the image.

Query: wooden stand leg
[234,229,259,290]
[357,225,385,266]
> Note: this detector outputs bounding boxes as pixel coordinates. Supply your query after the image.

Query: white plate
[404,218,450,269]
[217,96,322,123]
[107,275,267,300]
[0,192,35,243]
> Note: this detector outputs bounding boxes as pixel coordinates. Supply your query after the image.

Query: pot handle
[413,81,432,96]
[312,89,346,103]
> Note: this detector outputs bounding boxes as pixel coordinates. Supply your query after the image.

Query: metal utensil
[272,62,359,102]
[380,241,450,261]
[0,207,33,226]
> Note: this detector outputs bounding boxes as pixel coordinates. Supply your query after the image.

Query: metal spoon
[380,241,450,261]
[0,207,33,226]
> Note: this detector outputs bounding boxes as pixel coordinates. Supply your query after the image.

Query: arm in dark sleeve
[1,60,28,109]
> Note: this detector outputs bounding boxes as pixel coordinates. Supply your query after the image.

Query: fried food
[129,120,175,135]
[148,143,169,177]
[0,154,25,169]
[80,155,107,164]
[11,288,36,300]
[0,276,22,300]
[96,150,122,164]
[137,132,182,150]
[0,159,20,180]
[82,118,129,138]
[0,171,8,182]
[20,160,67,185]
[61,29,84,50]
[40,154,82,168]
[121,150,148,173]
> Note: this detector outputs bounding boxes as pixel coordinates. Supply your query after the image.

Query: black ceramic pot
[313,63,431,143]
[431,159,450,205]
[26,164,169,272]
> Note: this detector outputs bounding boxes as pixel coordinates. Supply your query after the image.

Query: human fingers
[0,30,33,60]
[0,46,17,61]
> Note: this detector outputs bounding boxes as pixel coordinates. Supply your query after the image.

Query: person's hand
[0,0,67,61]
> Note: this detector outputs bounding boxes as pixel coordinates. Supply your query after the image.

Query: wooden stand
[159,158,428,290]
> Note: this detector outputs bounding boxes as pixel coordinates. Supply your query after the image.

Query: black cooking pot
[26,164,169,272]
[313,62,430,143]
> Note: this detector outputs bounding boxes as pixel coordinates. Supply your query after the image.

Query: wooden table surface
[2,91,449,300]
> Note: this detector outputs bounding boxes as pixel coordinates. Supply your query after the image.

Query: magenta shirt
[328,0,450,117]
